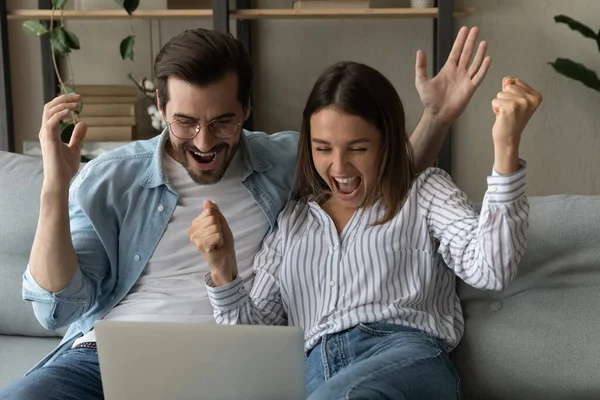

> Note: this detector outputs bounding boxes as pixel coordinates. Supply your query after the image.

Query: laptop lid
[95,320,306,400]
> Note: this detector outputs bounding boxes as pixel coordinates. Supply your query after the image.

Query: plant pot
[73,0,166,10]
[410,0,435,8]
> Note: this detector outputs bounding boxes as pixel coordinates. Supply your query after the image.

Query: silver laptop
[95,320,306,400]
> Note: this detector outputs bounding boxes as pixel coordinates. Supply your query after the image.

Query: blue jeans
[305,323,461,400]
[0,348,102,400]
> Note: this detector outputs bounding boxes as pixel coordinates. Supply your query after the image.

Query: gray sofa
[0,151,63,388]
[1,149,599,398]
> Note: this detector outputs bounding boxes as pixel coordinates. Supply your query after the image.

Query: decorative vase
[410,0,435,8]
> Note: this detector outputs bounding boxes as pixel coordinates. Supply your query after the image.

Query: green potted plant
[549,15,600,92]
[21,0,140,145]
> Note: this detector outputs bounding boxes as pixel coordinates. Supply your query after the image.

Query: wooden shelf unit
[6,7,475,20]
[0,0,466,173]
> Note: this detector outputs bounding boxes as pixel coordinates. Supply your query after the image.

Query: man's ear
[156,90,164,117]
[244,101,252,121]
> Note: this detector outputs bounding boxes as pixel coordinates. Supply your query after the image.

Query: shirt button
[134,255,141,261]
[332,245,339,251]
[329,280,336,287]
[157,204,165,212]
[488,185,498,193]
[489,301,503,311]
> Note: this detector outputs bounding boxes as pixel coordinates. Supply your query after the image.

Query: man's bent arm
[28,185,79,293]
[409,109,451,173]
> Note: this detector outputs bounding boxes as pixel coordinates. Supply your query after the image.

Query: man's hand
[491,77,542,175]
[415,26,491,127]
[39,93,87,191]
[189,200,237,286]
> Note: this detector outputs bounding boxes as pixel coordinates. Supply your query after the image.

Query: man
[0,26,490,398]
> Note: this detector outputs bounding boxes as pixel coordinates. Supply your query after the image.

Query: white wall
[7,0,600,200]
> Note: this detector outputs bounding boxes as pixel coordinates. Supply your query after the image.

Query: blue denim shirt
[21,128,299,372]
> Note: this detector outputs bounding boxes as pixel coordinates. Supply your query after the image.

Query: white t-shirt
[74,149,269,345]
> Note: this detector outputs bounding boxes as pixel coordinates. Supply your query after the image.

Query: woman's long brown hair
[295,61,416,225]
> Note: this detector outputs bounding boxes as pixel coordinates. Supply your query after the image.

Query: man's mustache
[180,143,229,153]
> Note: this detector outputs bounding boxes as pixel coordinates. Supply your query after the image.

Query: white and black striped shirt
[206,166,528,351]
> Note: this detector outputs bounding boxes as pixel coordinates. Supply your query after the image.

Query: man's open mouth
[190,151,216,164]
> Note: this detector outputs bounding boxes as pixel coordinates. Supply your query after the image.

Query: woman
[193,61,541,399]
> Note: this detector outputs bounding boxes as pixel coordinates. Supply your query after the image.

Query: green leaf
[50,26,71,57]
[50,34,68,58]
[549,58,600,92]
[52,0,68,9]
[59,121,75,143]
[114,0,139,15]
[21,20,48,36]
[63,28,80,50]
[54,26,70,49]
[554,15,597,39]
[119,35,135,61]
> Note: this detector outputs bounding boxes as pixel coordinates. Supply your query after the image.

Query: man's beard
[171,140,239,185]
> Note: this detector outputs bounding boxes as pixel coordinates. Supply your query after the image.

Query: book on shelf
[85,126,135,142]
[74,84,137,97]
[83,96,138,105]
[66,84,139,141]
[80,103,136,117]
[292,0,371,9]
[80,116,136,127]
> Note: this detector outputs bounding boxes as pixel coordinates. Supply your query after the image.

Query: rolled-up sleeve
[22,266,88,331]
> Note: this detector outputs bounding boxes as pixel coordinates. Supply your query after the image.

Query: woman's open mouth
[332,176,361,201]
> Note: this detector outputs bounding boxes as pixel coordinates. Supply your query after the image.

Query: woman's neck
[321,197,357,235]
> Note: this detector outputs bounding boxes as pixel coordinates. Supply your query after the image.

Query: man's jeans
[305,323,461,400]
[0,348,102,400]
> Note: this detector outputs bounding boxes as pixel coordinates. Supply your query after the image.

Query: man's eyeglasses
[165,117,242,140]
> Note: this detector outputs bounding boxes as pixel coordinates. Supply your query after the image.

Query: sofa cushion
[452,195,600,400]
[0,335,61,389]
[0,151,63,337]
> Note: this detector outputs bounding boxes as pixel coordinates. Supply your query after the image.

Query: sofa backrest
[0,150,63,337]
[453,195,600,399]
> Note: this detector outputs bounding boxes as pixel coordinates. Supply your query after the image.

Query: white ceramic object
[410,0,435,8]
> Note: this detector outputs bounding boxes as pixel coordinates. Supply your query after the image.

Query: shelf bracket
[212,1,229,33]
[0,0,14,152]
[236,0,253,131]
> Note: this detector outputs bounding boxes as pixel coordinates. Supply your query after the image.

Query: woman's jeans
[305,323,461,400]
